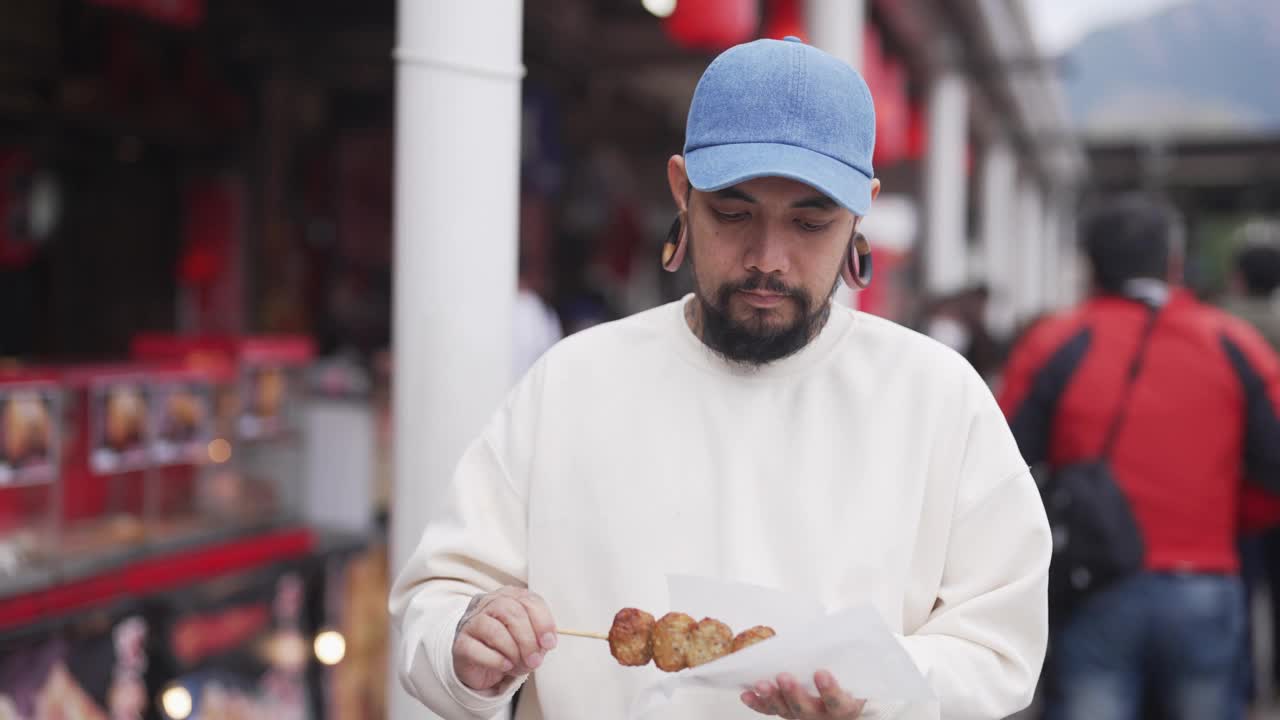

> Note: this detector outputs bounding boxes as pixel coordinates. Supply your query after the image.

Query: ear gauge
[843,232,873,289]
[661,212,688,272]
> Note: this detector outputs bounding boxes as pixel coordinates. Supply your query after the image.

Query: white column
[805,0,866,308]
[1015,178,1045,321]
[924,72,970,296]
[1063,207,1085,305]
[804,0,865,70]
[390,3,524,720]
[979,140,1017,338]
[1041,194,1062,309]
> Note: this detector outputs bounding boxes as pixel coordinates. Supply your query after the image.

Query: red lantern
[664,0,760,53]
[870,62,911,166]
[178,179,236,288]
[761,0,806,42]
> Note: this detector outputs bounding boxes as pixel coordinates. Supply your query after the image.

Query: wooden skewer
[557,628,608,641]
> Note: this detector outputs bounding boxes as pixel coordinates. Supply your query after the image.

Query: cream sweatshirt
[390,297,1051,720]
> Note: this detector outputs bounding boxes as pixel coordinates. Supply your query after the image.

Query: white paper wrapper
[628,576,934,719]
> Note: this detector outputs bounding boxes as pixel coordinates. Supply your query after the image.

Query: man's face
[682,174,856,365]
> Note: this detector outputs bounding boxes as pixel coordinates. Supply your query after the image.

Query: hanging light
[643,0,677,18]
[314,629,347,666]
[160,685,193,720]
[207,438,232,463]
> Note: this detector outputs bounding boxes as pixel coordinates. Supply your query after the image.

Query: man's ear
[870,178,881,202]
[667,155,691,212]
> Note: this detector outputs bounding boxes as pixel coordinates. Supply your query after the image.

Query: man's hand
[741,671,866,719]
[452,587,558,692]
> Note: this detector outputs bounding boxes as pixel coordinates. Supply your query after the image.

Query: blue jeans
[1044,572,1246,720]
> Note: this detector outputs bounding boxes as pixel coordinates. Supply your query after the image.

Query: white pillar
[1015,178,1045,322]
[1042,195,1062,308]
[1063,207,1085,305]
[979,140,1017,338]
[804,0,865,70]
[805,0,866,308]
[924,72,970,296]
[390,3,524,720]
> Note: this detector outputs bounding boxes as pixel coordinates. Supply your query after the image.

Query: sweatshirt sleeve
[388,375,540,719]
[899,381,1052,719]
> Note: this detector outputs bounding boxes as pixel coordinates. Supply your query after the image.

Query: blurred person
[1222,238,1280,708]
[998,196,1280,720]
[920,284,1003,382]
[512,276,562,383]
[1223,239,1280,349]
[391,37,1050,720]
[514,191,563,382]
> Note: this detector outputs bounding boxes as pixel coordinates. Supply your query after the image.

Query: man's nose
[743,227,789,276]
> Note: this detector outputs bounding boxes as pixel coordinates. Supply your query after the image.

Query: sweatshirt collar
[670,293,855,380]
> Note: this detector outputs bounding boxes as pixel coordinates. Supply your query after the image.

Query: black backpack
[1041,305,1159,624]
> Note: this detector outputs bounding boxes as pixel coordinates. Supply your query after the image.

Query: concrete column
[805,0,866,308]
[1062,208,1085,306]
[979,140,1017,338]
[924,71,970,296]
[804,0,865,70]
[389,2,524,719]
[1041,194,1061,308]
[1015,178,1045,322]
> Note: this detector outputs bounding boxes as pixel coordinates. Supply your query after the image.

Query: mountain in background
[1060,0,1280,139]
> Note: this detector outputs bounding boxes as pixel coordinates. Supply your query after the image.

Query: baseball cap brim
[684,142,872,216]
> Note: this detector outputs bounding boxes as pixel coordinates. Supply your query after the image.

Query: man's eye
[714,210,749,223]
[798,220,831,232]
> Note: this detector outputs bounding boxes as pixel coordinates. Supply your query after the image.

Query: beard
[689,236,839,368]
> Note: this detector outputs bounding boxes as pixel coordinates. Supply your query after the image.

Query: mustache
[731,272,802,297]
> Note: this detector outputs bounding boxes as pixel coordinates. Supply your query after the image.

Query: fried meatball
[685,618,733,667]
[608,608,655,666]
[652,612,696,672]
[731,625,776,653]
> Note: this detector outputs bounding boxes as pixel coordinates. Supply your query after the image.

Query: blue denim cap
[683,36,876,215]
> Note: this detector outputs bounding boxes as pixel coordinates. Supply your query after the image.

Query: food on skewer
[652,612,697,671]
[608,608,655,666]
[731,625,777,652]
[685,618,733,667]
[594,608,776,672]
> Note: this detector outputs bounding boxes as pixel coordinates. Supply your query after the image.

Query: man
[392,37,1051,720]
[920,284,1003,383]
[998,197,1280,720]
[1223,237,1280,351]
[1221,235,1280,709]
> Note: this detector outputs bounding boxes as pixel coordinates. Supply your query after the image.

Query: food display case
[142,366,221,546]
[0,369,61,593]
[132,335,314,534]
[57,365,156,568]
[0,339,379,720]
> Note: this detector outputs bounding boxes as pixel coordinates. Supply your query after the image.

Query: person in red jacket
[998,196,1280,720]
